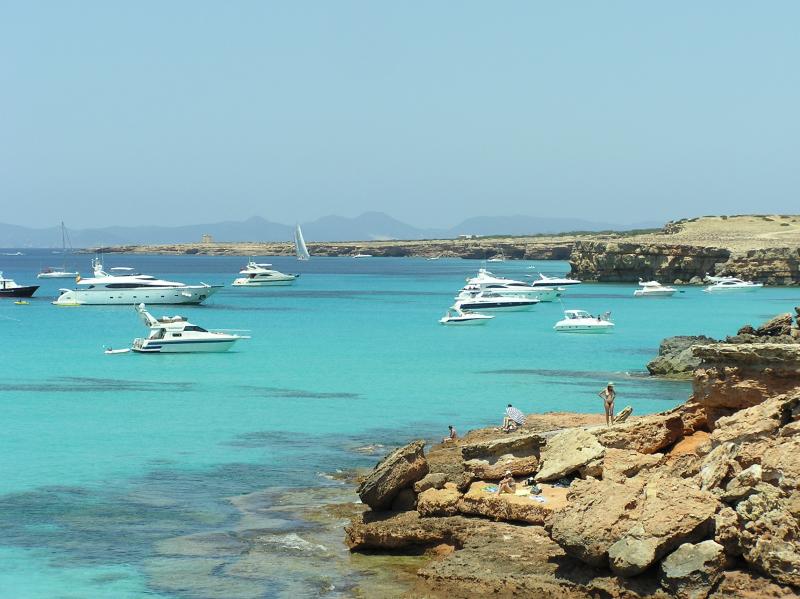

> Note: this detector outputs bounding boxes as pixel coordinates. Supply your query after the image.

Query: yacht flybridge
[459,268,561,302]
[703,276,763,293]
[132,304,248,353]
[53,258,221,305]
[232,261,298,286]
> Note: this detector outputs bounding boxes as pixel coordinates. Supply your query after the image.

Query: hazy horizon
[3,2,799,228]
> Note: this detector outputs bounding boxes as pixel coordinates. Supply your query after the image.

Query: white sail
[294,224,310,261]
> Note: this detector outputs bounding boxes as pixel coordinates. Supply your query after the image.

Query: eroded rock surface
[356,440,428,510]
[535,428,604,482]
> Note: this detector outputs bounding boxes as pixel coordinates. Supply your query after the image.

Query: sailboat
[294,224,310,261]
[37,222,80,279]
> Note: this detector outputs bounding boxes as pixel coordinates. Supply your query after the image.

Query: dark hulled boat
[0,272,39,298]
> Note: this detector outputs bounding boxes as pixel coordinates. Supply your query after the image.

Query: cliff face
[569,241,731,283]
[722,247,800,285]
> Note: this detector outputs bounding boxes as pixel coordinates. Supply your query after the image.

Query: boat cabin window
[106,283,144,289]
[183,325,208,332]
[149,328,166,339]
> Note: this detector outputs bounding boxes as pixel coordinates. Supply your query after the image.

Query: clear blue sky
[2,2,798,228]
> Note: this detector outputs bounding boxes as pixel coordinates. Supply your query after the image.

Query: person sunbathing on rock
[442,425,458,443]
[498,471,516,494]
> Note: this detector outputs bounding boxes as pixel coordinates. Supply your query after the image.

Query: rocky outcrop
[417,484,462,517]
[535,429,604,482]
[692,344,800,426]
[593,412,684,454]
[356,440,428,510]
[647,335,717,378]
[457,482,564,524]
[569,240,731,283]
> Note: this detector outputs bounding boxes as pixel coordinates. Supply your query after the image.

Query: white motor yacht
[703,277,763,293]
[439,306,493,325]
[232,260,298,286]
[37,267,80,279]
[131,303,249,353]
[0,272,39,298]
[633,280,677,297]
[352,254,373,258]
[527,272,581,287]
[459,268,561,302]
[455,291,539,312]
[53,258,221,305]
[554,310,615,333]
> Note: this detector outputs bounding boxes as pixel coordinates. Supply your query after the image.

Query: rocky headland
[342,310,800,598]
[90,215,800,285]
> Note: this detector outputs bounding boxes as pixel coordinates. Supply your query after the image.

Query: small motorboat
[703,276,763,293]
[131,303,249,353]
[232,260,298,286]
[37,268,80,279]
[554,310,615,333]
[104,348,131,355]
[352,254,373,258]
[455,291,539,312]
[0,272,39,298]
[633,280,677,297]
[439,306,493,325]
[14,300,29,305]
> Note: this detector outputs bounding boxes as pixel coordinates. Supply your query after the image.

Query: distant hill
[0,213,662,247]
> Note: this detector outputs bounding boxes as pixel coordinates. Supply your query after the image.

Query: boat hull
[633,290,676,297]
[703,286,762,293]
[0,285,39,298]
[37,272,79,279]
[132,338,239,353]
[53,285,221,305]
[232,278,296,286]
[439,317,492,325]
[457,301,537,312]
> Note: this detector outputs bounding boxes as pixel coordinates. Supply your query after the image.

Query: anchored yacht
[439,306,493,325]
[633,280,677,297]
[703,276,763,293]
[53,258,220,305]
[0,272,39,298]
[132,304,248,353]
[232,260,298,286]
[527,272,581,287]
[455,290,539,312]
[554,310,614,333]
[459,268,560,302]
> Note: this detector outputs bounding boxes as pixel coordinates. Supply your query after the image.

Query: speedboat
[53,258,221,305]
[487,252,505,262]
[554,310,614,333]
[439,306,493,325]
[455,291,539,312]
[633,280,677,297]
[527,272,581,287]
[0,272,39,298]
[703,277,763,293]
[131,304,249,353]
[459,268,561,302]
[232,260,298,286]
[352,254,373,258]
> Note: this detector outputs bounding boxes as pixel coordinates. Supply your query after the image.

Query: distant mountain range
[0,212,662,247]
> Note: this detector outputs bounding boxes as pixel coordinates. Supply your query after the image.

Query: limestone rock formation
[659,540,726,599]
[647,335,716,378]
[593,412,684,454]
[535,429,604,482]
[417,484,462,517]
[457,482,563,525]
[461,432,544,481]
[414,472,448,493]
[356,440,428,510]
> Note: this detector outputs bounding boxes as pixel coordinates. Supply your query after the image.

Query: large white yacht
[53,258,221,305]
[458,268,561,302]
[703,276,763,293]
[455,290,539,312]
[132,304,248,353]
[232,260,298,286]
[554,310,615,333]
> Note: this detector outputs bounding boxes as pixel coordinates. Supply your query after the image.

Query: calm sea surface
[1,251,797,597]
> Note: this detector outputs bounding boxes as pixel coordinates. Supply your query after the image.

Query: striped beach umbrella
[506,406,526,425]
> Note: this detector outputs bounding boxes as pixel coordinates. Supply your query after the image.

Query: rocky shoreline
[88,215,800,285]
[342,311,800,598]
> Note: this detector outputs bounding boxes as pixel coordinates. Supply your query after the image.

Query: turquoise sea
[1,252,798,598]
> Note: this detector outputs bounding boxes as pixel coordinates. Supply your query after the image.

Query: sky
[1,2,799,229]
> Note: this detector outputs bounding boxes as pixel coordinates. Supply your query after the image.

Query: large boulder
[607,475,719,577]
[593,412,684,454]
[535,429,605,482]
[647,335,716,378]
[414,472,448,494]
[357,440,428,510]
[601,448,665,483]
[659,540,726,599]
[461,432,544,481]
[755,313,794,337]
[417,483,462,517]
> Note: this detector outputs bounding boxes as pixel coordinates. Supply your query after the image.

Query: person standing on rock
[599,382,616,426]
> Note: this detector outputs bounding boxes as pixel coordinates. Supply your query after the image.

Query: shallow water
[0,252,795,597]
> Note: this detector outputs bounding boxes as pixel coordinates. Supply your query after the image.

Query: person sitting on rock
[498,471,516,494]
[442,425,458,443]
[502,404,526,432]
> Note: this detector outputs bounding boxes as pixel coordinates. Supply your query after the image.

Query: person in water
[599,382,616,426]
[443,425,458,443]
